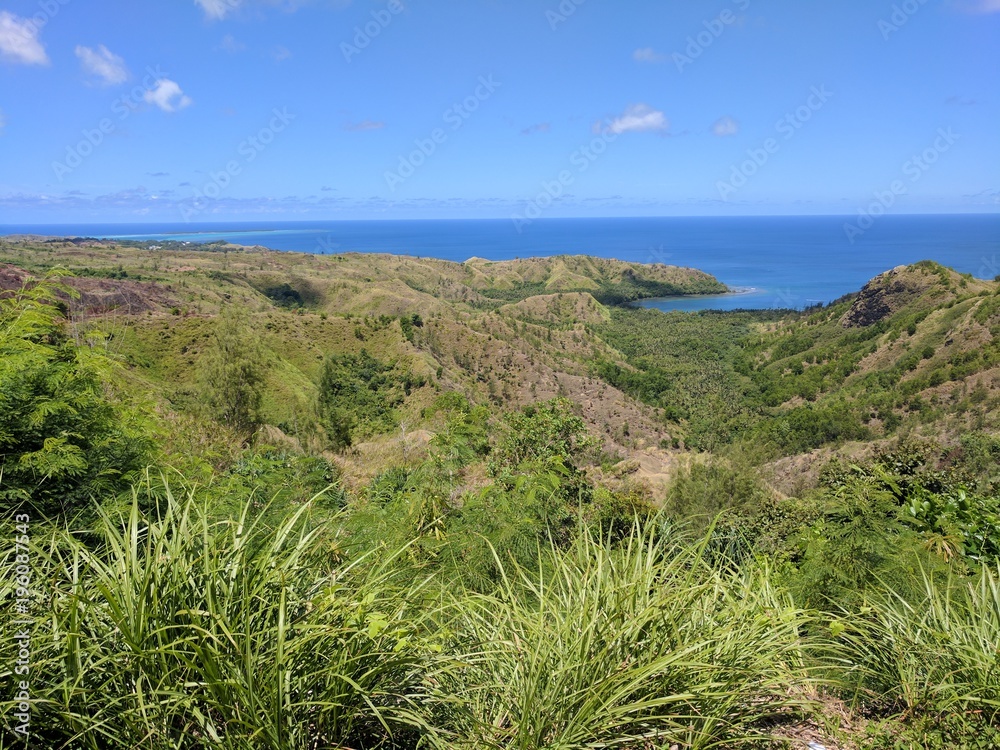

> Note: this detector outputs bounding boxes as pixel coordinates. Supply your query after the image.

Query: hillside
[2,238,999,750]
[0,239,996,491]
[0,238,727,487]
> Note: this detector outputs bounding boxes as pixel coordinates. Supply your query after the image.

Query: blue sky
[0,0,998,223]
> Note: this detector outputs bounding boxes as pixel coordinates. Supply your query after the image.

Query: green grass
[441,526,816,749]
[1,486,447,749]
[5,485,1000,748]
[840,565,1000,723]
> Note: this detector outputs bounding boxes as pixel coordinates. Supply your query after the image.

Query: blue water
[2,215,997,311]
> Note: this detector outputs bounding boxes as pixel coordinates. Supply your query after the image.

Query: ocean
[2,215,997,312]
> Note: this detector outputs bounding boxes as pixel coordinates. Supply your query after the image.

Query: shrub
[197,306,267,440]
[315,350,418,450]
[488,398,596,476]
[0,275,151,517]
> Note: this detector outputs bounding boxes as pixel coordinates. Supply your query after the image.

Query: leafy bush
[793,479,937,611]
[821,443,1000,564]
[316,350,421,451]
[666,455,819,560]
[487,397,596,477]
[0,275,151,517]
[760,403,870,454]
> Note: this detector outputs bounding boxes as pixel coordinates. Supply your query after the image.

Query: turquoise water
[2,215,997,311]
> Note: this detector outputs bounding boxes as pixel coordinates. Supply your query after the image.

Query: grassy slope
[3,241,1000,749]
[594,262,999,459]
[0,239,723,488]
[1,239,997,493]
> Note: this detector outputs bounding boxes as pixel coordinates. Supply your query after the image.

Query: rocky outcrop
[840,265,934,328]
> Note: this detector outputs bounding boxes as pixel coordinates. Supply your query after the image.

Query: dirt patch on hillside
[66,278,180,316]
[0,265,179,316]
[0,265,28,295]
[840,265,935,328]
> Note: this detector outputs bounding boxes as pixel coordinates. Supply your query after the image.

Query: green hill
[2,237,999,749]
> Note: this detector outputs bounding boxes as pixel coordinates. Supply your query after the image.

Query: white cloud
[196,0,242,20]
[632,47,665,63]
[143,79,193,112]
[75,44,129,86]
[712,116,740,136]
[0,109,6,135]
[946,95,976,106]
[271,45,292,62]
[966,0,1000,12]
[604,104,669,135]
[0,11,49,66]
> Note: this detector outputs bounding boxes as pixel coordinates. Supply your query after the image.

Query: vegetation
[198,306,268,440]
[316,350,424,451]
[0,274,150,517]
[0,243,998,748]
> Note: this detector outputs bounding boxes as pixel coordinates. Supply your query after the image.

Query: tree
[488,398,596,474]
[315,350,411,452]
[198,307,267,440]
[0,274,151,517]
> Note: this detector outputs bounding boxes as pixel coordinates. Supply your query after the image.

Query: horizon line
[3,211,1000,229]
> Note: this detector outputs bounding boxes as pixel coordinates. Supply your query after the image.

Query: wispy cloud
[197,0,356,19]
[271,45,292,62]
[344,119,384,131]
[196,0,241,20]
[0,11,49,66]
[963,0,1000,12]
[712,116,740,136]
[600,104,669,135]
[520,122,551,135]
[946,95,977,106]
[632,47,665,63]
[0,109,6,135]
[964,188,1000,205]
[219,34,246,53]
[75,44,129,86]
[144,79,193,112]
